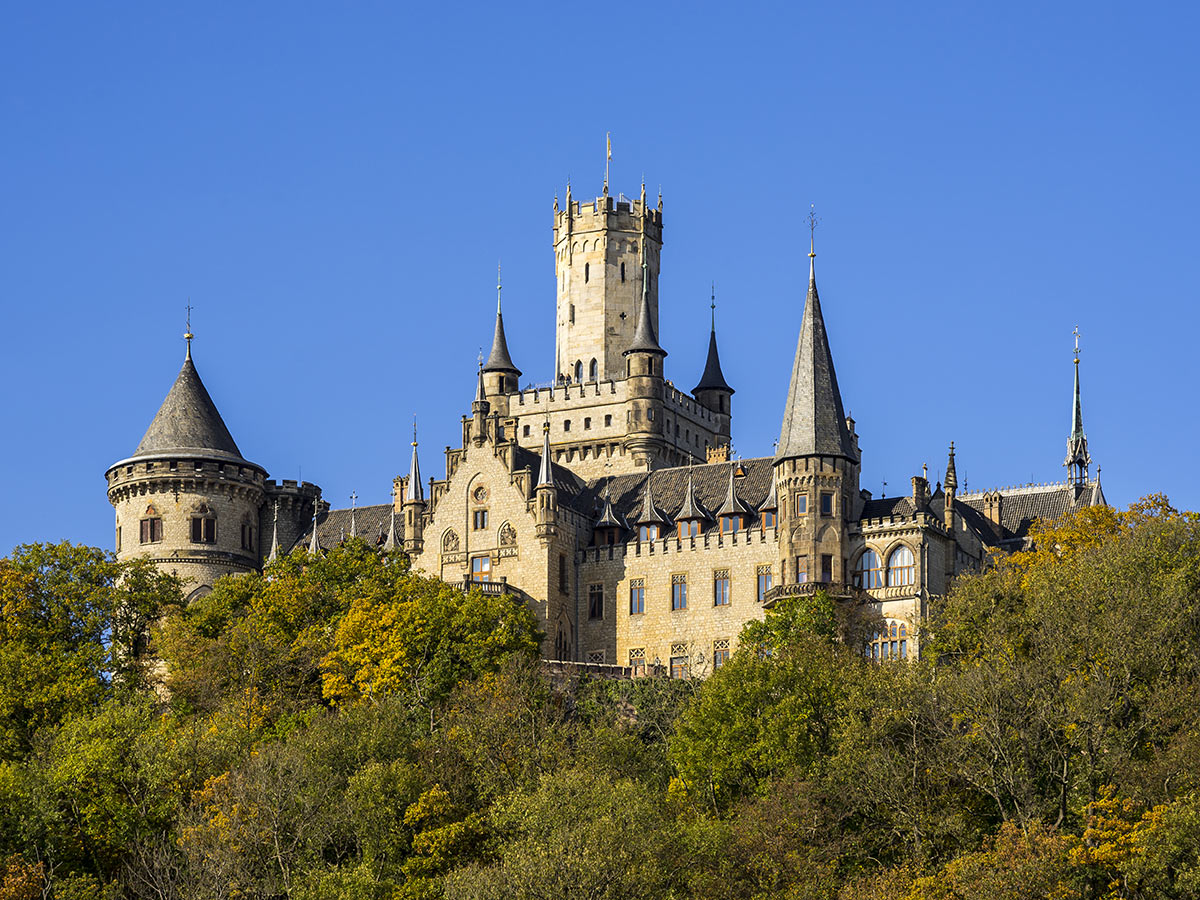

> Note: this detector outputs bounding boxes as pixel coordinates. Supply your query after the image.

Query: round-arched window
[853,549,883,589]
[887,546,915,586]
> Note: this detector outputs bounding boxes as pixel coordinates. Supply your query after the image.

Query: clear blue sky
[3,2,1197,556]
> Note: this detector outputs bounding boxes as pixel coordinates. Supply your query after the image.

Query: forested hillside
[2,496,1199,899]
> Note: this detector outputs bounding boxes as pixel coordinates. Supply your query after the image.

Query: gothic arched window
[574,360,583,382]
[853,549,883,589]
[887,546,916,587]
[868,621,908,661]
[589,358,598,380]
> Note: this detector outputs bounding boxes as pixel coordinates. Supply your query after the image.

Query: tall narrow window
[713,569,731,606]
[671,574,688,611]
[589,359,598,380]
[796,555,808,583]
[115,526,122,551]
[191,516,216,544]
[620,262,626,282]
[670,643,689,679]
[756,565,773,602]
[584,262,590,282]
[559,554,568,593]
[473,509,489,530]
[588,583,604,620]
[794,494,808,516]
[820,492,834,516]
[761,509,776,529]
[629,579,645,615]
[139,516,162,544]
[241,523,254,551]
[821,554,833,583]
[629,647,645,676]
[569,304,575,324]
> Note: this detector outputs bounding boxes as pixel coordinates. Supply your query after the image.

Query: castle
[105,178,1105,672]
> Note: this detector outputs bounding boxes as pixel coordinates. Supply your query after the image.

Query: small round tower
[622,260,668,469]
[105,333,266,600]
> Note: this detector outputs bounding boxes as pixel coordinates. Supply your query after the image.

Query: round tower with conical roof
[105,335,267,600]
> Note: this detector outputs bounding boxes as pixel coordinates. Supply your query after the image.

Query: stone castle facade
[106,178,1105,671]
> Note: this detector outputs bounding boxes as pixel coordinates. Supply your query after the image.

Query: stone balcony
[761,580,871,608]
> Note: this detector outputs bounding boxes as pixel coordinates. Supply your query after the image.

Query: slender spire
[635,473,668,525]
[775,207,856,462]
[349,492,358,538]
[595,477,627,530]
[944,441,958,491]
[406,418,424,502]
[537,420,554,488]
[483,265,521,377]
[624,258,666,357]
[693,282,733,394]
[307,505,322,555]
[1064,327,1092,485]
[382,508,398,551]
[266,500,279,562]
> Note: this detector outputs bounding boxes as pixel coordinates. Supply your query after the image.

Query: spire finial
[184,300,194,359]
[808,204,819,259]
[497,262,502,313]
[710,282,716,331]
[604,131,611,195]
[412,414,418,448]
[1073,325,1080,363]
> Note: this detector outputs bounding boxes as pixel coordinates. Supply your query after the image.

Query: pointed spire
[475,358,487,406]
[537,420,554,488]
[595,478,627,530]
[944,442,958,492]
[624,259,666,357]
[758,474,778,513]
[382,508,399,551]
[349,492,358,538]
[717,462,753,518]
[1064,328,1092,485]
[266,500,279,562]
[775,209,856,462]
[635,473,668,525]
[675,465,713,522]
[693,283,733,394]
[307,505,322,555]
[406,419,424,503]
[483,265,521,377]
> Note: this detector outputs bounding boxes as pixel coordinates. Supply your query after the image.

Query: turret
[535,421,558,541]
[692,286,733,447]
[772,221,860,587]
[482,268,522,405]
[471,362,490,447]
[622,259,668,469]
[403,423,426,554]
[105,328,268,599]
[943,442,957,533]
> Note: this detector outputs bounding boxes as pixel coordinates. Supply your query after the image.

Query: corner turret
[483,268,521,402]
[535,421,558,541]
[403,422,426,554]
[622,260,668,469]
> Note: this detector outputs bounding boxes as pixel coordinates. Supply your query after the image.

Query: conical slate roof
[694,302,733,394]
[625,261,666,358]
[776,254,856,462]
[716,463,753,517]
[483,293,521,376]
[675,468,713,521]
[131,353,250,464]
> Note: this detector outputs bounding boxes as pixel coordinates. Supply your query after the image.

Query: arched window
[853,549,883,589]
[589,358,598,380]
[887,546,916,586]
[574,361,583,382]
[868,621,908,661]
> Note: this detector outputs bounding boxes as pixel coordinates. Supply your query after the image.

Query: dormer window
[761,510,776,529]
[638,524,659,541]
[678,520,700,538]
[720,515,743,534]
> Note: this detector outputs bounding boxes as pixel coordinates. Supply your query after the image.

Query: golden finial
[1073,326,1080,364]
[412,415,418,448]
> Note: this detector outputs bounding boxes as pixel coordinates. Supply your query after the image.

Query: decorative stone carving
[442,529,459,552]
[499,522,516,546]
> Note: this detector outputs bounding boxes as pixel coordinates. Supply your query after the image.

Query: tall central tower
[552,182,663,383]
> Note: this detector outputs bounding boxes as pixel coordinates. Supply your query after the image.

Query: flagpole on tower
[604,132,611,196]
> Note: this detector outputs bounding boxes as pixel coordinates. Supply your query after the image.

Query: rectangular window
[713,569,730,606]
[115,526,122,551]
[473,509,489,530]
[821,554,833,583]
[604,415,612,427]
[794,494,808,516]
[588,583,604,620]
[670,656,689,679]
[713,638,731,670]
[139,518,162,544]
[671,574,688,611]
[241,523,254,551]
[559,554,568,593]
[820,492,834,516]
[629,647,645,676]
[191,517,216,544]
[629,579,645,615]
[761,510,776,529]
[757,565,773,602]
[796,555,808,583]
[471,555,491,582]
[584,417,591,430]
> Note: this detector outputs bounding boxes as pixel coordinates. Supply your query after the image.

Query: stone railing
[761,581,870,607]
[461,577,511,597]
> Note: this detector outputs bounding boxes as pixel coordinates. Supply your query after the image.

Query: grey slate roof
[625,262,666,357]
[131,354,252,465]
[483,296,521,376]
[861,495,917,519]
[693,326,733,394]
[775,256,856,463]
[674,468,714,521]
[590,457,776,528]
[292,503,397,554]
[715,463,754,517]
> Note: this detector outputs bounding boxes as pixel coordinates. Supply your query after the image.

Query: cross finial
[350,491,357,507]
[412,414,418,448]
[1073,326,1080,362]
[710,282,716,329]
[808,204,819,258]
[497,262,502,310]
[184,300,194,358]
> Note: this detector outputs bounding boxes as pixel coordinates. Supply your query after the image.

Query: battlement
[106,455,267,492]
[553,193,662,241]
